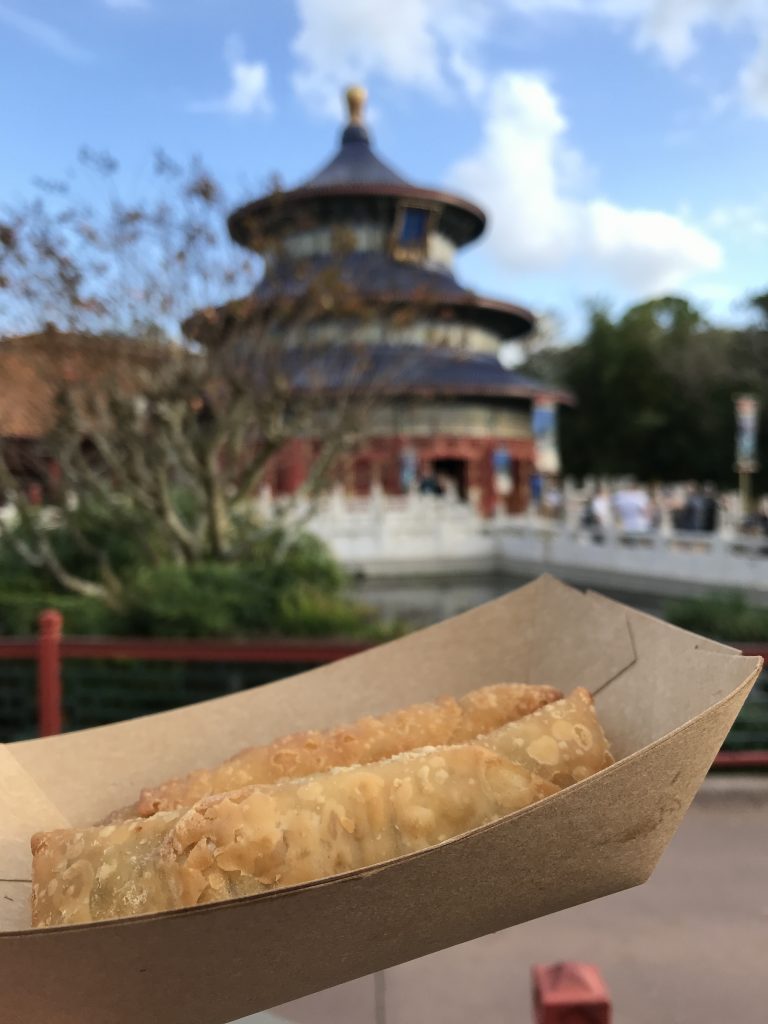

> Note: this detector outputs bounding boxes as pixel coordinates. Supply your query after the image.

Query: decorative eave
[233,343,575,407]
[184,249,535,345]
[183,287,534,348]
[228,87,485,250]
[228,183,486,250]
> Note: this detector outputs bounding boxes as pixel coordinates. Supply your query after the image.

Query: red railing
[0,611,372,737]
[736,643,768,658]
[36,608,63,737]
[713,642,768,769]
[0,612,766,765]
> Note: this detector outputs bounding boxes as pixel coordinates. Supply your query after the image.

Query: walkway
[240,776,768,1024]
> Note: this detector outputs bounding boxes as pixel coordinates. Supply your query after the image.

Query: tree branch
[0,448,113,601]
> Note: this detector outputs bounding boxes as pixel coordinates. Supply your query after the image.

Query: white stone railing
[3,487,765,599]
[300,488,768,598]
[307,487,493,572]
[486,513,767,596]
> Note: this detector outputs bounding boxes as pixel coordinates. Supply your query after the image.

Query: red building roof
[0,333,172,440]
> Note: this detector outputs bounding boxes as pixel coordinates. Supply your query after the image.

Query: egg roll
[481,687,613,788]
[130,682,563,818]
[32,743,559,927]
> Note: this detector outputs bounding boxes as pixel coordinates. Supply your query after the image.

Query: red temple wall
[265,434,535,517]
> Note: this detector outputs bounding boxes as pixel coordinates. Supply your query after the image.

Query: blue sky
[2,0,768,340]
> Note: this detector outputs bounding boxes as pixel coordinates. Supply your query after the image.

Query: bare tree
[0,152,421,607]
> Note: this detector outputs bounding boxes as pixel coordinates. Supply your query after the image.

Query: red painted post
[37,609,63,737]
[532,962,611,1024]
[714,749,768,769]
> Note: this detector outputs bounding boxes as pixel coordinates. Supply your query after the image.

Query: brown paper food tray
[0,575,761,1024]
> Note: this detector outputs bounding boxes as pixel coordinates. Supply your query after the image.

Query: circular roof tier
[194,341,573,406]
[184,252,535,343]
[320,345,571,404]
[229,87,486,251]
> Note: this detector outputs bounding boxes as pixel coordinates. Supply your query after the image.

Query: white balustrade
[305,492,768,598]
[2,486,765,600]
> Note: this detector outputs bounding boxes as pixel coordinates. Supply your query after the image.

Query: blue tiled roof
[240,343,571,403]
[227,124,486,249]
[364,345,559,398]
[302,124,409,189]
[254,252,533,339]
[257,252,468,302]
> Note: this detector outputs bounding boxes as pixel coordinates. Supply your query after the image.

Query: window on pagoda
[399,207,429,244]
[391,203,432,261]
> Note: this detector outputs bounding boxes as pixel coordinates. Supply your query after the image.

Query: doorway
[432,458,468,500]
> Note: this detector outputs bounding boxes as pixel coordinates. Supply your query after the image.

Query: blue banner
[492,447,512,473]
[399,448,418,490]
[735,394,759,472]
[532,397,561,475]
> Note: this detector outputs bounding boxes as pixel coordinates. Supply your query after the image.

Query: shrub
[0,522,397,640]
[664,592,768,643]
[0,591,118,636]
[276,582,384,639]
[120,560,399,640]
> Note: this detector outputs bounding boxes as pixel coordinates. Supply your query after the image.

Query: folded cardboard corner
[0,575,761,1024]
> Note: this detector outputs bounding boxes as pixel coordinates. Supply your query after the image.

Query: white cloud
[292,0,491,113]
[189,37,271,116]
[448,48,488,101]
[503,1,746,62]
[740,31,768,116]
[290,0,768,118]
[585,200,721,291]
[708,203,768,237]
[504,0,768,116]
[449,72,722,294]
[0,4,90,61]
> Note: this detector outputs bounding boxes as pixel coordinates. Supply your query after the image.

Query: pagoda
[207,87,570,515]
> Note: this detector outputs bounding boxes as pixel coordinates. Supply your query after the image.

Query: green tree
[523,293,768,488]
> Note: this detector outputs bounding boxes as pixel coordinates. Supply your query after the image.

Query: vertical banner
[532,396,561,475]
[492,447,514,496]
[399,446,418,492]
[734,394,760,473]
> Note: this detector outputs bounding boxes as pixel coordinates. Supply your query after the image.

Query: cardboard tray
[0,576,761,1024]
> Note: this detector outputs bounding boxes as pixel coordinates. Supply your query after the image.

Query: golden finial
[345,85,367,125]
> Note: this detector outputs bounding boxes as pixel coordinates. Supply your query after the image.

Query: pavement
[236,775,768,1024]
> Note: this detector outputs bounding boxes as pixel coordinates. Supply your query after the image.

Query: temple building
[204,86,570,516]
[1,88,570,517]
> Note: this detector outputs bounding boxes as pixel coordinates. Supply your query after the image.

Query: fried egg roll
[481,687,613,788]
[130,682,562,818]
[32,744,558,927]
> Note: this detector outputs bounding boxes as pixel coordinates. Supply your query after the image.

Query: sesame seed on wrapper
[31,689,612,928]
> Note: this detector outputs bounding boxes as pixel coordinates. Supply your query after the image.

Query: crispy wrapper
[32,744,559,927]
[483,687,614,787]
[129,682,563,818]
[31,689,612,928]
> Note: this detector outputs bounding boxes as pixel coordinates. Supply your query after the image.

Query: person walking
[612,482,652,535]
[582,486,612,542]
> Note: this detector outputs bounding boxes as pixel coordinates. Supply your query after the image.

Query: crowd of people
[572,481,768,538]
[580,482,723,536]
[400,466,768,539]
